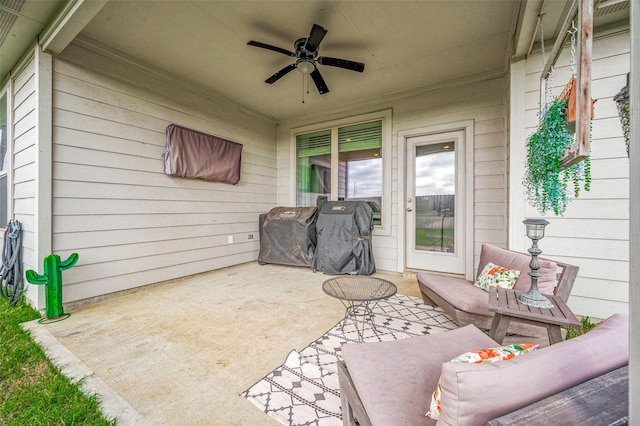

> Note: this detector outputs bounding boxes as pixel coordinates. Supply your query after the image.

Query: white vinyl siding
[517,26,630,319]
[10,55,42,305]
[52,46,278,304]
[2,48,54,310]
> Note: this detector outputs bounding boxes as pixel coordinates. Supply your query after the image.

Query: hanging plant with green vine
[523,98,591,216]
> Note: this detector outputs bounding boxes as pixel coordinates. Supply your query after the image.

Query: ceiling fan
[247,23,365,95]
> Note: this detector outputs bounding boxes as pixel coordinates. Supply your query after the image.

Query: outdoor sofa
[417,243,579,346]
[337,313,629,425]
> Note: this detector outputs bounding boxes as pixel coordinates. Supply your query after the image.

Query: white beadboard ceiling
[1,0,630,122]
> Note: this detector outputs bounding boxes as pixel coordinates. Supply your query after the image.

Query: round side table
[322,276,397,341]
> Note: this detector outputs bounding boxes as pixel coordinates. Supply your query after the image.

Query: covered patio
[25,262,421,425]
[1,0,637,424]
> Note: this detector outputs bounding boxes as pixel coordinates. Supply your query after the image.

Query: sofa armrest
[339,324,499,426]
[437,314,629,426]
[487,365,628,425]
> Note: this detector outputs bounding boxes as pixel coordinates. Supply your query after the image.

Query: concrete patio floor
[23,262,422,425]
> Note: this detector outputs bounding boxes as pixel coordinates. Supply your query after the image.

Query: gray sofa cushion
[437,314,629,426]
[341,324,499,426]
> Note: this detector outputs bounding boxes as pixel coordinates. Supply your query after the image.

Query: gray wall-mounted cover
[164,124,242,184]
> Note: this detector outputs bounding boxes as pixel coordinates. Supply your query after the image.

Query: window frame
[290,109,392,235]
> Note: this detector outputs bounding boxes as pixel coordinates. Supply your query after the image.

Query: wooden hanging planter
[538,0,593,169]
[557,76,597,133]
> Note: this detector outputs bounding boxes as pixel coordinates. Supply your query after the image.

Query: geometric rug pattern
[241,295,457,425]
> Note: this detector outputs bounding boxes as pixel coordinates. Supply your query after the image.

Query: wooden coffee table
[488,286,581,345]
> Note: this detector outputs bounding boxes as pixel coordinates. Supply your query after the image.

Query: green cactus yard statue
[26,253,79,322]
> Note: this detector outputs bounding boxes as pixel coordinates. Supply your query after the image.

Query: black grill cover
[312,201,375,275]
[258,207,318,267]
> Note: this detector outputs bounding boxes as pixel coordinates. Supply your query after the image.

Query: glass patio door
[406,130,465,273]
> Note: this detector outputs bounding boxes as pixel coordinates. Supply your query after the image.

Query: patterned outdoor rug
[241,294,457,426]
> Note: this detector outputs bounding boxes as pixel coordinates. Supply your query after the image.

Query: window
[0,93,7,227]
[295,115,387,227]
[296,129,331,205]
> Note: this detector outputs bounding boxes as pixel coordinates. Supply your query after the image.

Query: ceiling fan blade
[317,56,365,73]
[265,63,297,84]
[310,68,329,94]
[247,40,295,57]
[304,24,327,53]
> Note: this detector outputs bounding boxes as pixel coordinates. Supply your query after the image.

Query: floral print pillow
[449,343,538,364]
[474,262,520,292]
[425,344,538,420]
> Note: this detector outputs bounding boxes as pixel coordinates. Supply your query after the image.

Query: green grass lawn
[415,227,455,249]
[0,298,115,425]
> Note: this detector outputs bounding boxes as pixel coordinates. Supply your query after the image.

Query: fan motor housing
[295,38,317,59]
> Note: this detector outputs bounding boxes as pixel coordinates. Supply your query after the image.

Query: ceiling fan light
[297,59,315,74]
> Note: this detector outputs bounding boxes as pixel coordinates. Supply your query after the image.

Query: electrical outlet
[248,234,254,240]
[228,235,234,244]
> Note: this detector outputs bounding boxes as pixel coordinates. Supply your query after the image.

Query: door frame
[398,120,474,280]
